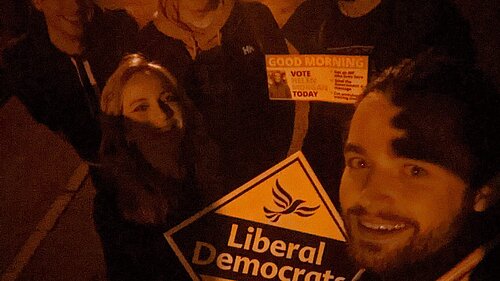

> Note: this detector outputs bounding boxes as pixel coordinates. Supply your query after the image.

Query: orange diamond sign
[165,152,359,281]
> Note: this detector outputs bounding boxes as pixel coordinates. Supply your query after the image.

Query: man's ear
[32,0,43,11]
[473,184,498,213]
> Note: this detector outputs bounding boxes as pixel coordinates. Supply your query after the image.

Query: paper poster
[165,152,359,281]
[266,55,369,103]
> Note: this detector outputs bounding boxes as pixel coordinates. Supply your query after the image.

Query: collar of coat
[153,0,235,59]
[437,234,500,281]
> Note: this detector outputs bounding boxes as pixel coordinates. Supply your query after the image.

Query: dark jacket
[2,8,138,162]
[283,0,475,71]
[137,1,295,191]
[2,9,140,280]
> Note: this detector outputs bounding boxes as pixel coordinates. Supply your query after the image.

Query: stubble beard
[344,207,472,280]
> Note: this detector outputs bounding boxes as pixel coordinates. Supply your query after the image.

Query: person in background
[97,54,222,280]
[2,0,139,279]
[137,0,295,190]
[281,0,476,207]
[283,0,474,65]
[340,51,499,281]
[2,0,138,162]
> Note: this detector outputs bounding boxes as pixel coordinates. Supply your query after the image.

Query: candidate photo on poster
[268,70,292,99]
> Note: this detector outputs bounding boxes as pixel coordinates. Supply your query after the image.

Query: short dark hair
[361,50,499,191]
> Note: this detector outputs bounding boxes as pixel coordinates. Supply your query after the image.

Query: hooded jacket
[138,0,295,191]
[2,7,138,162]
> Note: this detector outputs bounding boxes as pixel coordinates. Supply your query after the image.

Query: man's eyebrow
[344,143,366,154]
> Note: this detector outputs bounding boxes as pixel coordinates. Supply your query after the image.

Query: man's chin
[348,240,404,274]
[55,19,84,39]
[348,231,468,280]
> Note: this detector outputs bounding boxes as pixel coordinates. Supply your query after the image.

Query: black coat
[3,31,99,161]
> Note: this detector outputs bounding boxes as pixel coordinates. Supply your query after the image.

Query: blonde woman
[96,54,222,280]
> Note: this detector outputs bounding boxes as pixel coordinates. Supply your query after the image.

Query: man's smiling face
[340,92,470,274]
[35,0,89,40]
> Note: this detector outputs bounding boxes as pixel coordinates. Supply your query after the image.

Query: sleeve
[394,0,475,63]
[281,0,331,54]
[429,0,475,62]
[0,63,11,106]
[2,42,53,128]
[244,2,289,54]
[84,8,140,89]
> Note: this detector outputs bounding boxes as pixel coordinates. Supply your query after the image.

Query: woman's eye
[133,104,149,112]
[404,164,428,177]
[346,157,369,169]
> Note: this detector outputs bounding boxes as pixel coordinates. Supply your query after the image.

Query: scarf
[153,0,235,59]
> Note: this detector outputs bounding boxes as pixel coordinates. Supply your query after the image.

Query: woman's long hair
[98,54,222,226]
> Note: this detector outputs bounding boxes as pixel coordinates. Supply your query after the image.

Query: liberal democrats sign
[165,152,359,281]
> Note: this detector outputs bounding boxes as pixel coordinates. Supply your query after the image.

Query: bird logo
[263,179,320,222]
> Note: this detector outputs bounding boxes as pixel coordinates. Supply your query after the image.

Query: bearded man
[340,52,499,281]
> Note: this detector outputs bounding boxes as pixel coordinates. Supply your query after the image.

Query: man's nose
[357,168,399,209]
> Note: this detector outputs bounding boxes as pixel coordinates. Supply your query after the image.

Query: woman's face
[121,71,186,179]
[121,71,183,131]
